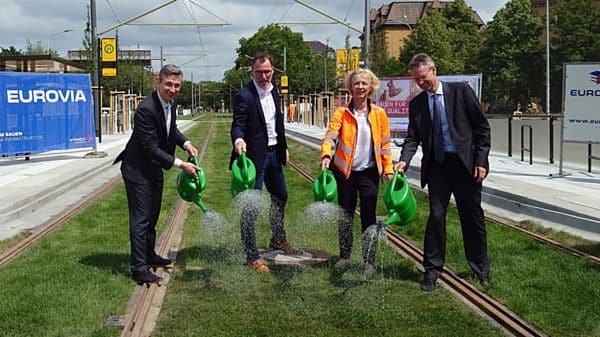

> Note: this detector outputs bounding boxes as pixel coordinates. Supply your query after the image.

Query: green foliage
[478,0,544,109]
[0,46,22,56]
[80,4,96,76]
[24,39,46,55]
[100,62,154,102]
[369,33,407,78]
[399,0,482,75]
[230,24,314,94]
[399,11,456,73]
[441,0,484,74]
[549,0,600,110]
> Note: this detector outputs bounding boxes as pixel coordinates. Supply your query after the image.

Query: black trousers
[124,178,163,274]
[424,154,489,280]
[332,165,380,260]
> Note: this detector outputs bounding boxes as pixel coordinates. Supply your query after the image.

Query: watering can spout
[384,212,402,225]
[195,199,208,213]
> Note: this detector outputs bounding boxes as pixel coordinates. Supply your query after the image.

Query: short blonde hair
[345,68,380,95]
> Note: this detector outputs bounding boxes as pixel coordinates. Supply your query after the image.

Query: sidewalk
[0,120,194,240]
[285,122,600,241]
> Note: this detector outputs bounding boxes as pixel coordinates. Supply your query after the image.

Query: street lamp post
[546,0,553,163]
[47,29,73,54]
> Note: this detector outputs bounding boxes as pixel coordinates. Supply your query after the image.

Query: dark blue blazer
[114,91,188,184]
[229,80,287,171]
[400,81,490,187]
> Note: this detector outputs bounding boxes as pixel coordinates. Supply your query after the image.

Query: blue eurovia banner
[0,72,96,156]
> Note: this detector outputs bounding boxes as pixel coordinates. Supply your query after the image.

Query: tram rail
[0,175,122,267]
[120,121,215,337]
[287,159,549,337]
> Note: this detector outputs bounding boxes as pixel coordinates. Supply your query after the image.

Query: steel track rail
[385,230,548,337]
[120,121,215,337]
[287,159,548,337]
[0,175,122,267]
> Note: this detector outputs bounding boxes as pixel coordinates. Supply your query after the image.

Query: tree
[550,0,600,111]
[24,39,46,55]
[229,24,313,95]
[81,4,96,76]
[0,46,22,56]
[399,10,453,72]
[399,0,482,75]
[441,0,483,74]
[369,29,406,77]
[478,0,544,110]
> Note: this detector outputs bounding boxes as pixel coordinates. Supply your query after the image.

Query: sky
[0,0,508,82]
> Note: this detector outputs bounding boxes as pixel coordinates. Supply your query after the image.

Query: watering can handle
[390,169,400,189]
[189,156,200,167]
[240,151,248,170]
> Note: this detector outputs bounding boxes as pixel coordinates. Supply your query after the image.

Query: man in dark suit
[396,53,491,292]
[115,64,199,284]
[230,52,298,274]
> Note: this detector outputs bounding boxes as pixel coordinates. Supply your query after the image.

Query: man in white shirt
[230,53,298,274]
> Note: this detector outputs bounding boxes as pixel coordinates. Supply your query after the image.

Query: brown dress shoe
[247,258,270,273]
[269,240,301,254]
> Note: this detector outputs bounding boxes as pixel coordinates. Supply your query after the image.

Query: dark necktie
[432,95,445,163]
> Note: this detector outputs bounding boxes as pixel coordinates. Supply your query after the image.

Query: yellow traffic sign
[101,38,117,62]
[102,68,117,77]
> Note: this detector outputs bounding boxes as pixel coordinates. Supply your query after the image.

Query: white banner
[562,63,600,143]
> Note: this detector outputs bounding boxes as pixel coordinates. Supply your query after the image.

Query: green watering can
[383,170,416,226]
[176,156,208,212]
[231,151,256,197]
[313,167,337,203]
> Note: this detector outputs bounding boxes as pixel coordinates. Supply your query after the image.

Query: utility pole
[364,0,370,68]
[546,0,553,163]
[90,0,101,144]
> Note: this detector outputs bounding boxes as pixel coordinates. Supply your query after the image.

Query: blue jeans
[241,150,288,262]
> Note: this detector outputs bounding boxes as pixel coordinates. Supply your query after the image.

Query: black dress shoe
[421,278,437,292]
[149,256,174,266]
[132,271,162,284]
[477,274,490,287]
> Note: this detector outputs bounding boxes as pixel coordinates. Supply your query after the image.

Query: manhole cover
[259,248,331,266]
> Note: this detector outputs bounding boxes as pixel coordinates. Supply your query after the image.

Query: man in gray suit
[115,64,199,284]
[396,53,491,292]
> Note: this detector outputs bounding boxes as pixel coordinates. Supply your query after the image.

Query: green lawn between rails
[0,116,598,337]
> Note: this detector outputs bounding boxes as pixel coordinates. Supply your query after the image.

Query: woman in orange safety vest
[320,68,394,276]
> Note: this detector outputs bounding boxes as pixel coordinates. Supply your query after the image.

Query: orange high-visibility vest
[321,102,393,178]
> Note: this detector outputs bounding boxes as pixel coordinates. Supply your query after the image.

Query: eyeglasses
[253,69,273,75]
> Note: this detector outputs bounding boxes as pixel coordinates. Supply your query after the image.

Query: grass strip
[154,118,505,337]
[0,123,208,337]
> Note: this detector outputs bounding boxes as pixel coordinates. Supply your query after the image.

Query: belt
[267,145,277,152]
[445,152,459,157]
